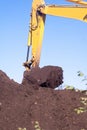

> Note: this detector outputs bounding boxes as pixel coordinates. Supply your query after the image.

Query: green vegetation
[34,121,41,130]
[18,128,26,130]
[77,71,84,77]
[74,96,87,114]
[65,85,75,90]
[74,107,86,114]
[77,71,87,86]
[81,97,87,106]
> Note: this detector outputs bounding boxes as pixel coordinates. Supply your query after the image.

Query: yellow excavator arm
[67,0,87,6]
[40,5,87,22]
[23,0,87,70]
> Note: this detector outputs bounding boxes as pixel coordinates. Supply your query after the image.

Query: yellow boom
[23,0,87,70]
[67,0,87,6]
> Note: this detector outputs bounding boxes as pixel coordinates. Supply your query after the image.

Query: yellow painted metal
[27,0,45,46]
[40,5,87,22]
[26,0,87,69]
[67,0,87,6]
[27,0,46,68]
[31,14,46,68]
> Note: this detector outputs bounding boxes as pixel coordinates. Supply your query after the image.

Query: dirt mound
[0,70,19,87]
[0,67,87,130]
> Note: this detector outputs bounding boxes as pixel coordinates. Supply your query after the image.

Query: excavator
[23,0,87,71]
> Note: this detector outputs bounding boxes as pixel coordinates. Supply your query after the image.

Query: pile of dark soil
[0,66,87,130]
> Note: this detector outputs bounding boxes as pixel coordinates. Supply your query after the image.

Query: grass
[74,96,87,114]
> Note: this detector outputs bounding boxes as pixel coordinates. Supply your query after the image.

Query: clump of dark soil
[22,66,63,89]
[0,66,87,130]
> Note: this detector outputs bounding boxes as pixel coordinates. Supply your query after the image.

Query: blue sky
[0,0,87,90]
